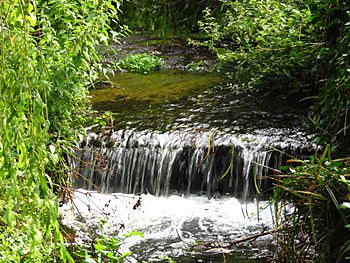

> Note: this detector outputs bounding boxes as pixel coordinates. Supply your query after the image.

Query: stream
[62,35,316,262]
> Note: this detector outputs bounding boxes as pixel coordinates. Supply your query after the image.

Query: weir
[71,128,314,199]
[70,40,315,201]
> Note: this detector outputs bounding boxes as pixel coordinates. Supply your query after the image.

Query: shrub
[272,148,350,262]
[189,0,318,90]
[0,0,123,261]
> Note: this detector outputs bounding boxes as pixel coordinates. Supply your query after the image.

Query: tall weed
[0,0,122,261]
[273,148,350,262]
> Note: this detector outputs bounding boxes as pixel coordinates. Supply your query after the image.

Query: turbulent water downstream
[61,190,275,262]
[63,36,317,262]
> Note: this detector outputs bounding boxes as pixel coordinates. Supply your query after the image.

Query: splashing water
[60,190,276,262]
[66,66,316,261]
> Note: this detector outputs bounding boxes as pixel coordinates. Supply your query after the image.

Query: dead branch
[192,224,289,252]
[226,226,283,248]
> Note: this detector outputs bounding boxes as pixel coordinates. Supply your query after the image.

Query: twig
[193,224,289,251]
[227,227,282,248]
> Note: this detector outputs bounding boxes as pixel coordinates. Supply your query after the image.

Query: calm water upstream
[91,70,310,133]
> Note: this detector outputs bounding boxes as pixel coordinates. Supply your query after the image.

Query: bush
[0,0,123,261]
[189,0,317,90]
[272,148,350,262]
[309,9,350,153]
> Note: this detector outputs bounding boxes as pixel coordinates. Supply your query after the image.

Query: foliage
[308,4,350,153]
[0,0,122,261]
[73,237,131,263]
[189,0,318,90]
[273,148,350,262]
[121,0,221,36]
[191,1,349,261]
[70,231,145,262]
[186,60,214,72]
[191,0,350,150]
[119,53,163,74]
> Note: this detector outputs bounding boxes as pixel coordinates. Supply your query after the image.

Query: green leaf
[26,13,37,27]
[123,231,144,238]
[94,242,105,252]
[280,166,290,171]
[340,202,350,210]
[121,251,132,258]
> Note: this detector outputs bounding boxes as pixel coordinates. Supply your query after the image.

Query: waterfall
[71,128,314,199]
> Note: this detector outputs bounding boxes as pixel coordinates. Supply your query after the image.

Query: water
[60,190,275,262]
[66,36,316,261]
[91,71,310,133]
[74,70,315,199]
[72,128,314,199]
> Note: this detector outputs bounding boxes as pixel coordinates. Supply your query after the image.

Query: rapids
[60,190,276,262]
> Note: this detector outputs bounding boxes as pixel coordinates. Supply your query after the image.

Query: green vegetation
[72,236,133,263]
[309,5,350,152]
[190,0,349,152]
[0,0,122,261]
[0,0,348,261]
[189,0,349,261]
[189,0,317,90]
[119,53,163,74]
[273,151,350,262]
[120,0,220,36]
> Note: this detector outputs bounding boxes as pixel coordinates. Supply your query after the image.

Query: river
[61,35,315,262]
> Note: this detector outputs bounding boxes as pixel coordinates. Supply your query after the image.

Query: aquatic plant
[119,53,163,74]
[0,0,123,261]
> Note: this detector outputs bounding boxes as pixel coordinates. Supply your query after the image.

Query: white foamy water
[60,189,275,262]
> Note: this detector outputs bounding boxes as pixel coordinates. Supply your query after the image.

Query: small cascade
[71,128,315,199]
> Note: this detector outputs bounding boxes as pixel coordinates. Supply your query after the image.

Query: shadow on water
[91,70,310,134]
